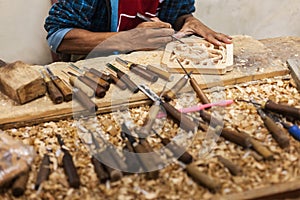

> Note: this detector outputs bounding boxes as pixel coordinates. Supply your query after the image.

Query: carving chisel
[40,70,64,104]
[107,71,127,90]
[153,129,193,164]
[62,71,95,97]
[35,154,51,190]
[67,71,106,98]
[136,12,185,44]
[162,71,192,102]
[145,64,173,81]
[115,57,158,82]
[69,63,110,90]
[83,67,112,83]
[57,134,80,188]
[44,66,73,101]
[257,108,290,148]
[262,100,300,120]
[176,58,210,104]
[138,84,198,132]
[106,63,139,93]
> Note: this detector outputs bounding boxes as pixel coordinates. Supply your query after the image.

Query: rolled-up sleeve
[47,28,72,53]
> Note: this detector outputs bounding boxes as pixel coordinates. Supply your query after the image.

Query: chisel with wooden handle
[257,108,290,148]
[138,84,198,132]
[115,57,158,82]
[69,63,110,90]
[57,134,80,188]
[108,72,127,90]
[40,70,64,104]
[45,66,73,101]
[153,129,193,164]
[35,154,51,190]
[106,63,139,93]
[145,65,173,81]
[262,100,300,120]
[162,72,191,102]
[62,71,95,97]
[68,72,106,98]
[86,67,112,83]
[176,58,210,104]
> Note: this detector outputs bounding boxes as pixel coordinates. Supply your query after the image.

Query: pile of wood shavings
[0,75,299,200]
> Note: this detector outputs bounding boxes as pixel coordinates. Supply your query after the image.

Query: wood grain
[287,59,300,90]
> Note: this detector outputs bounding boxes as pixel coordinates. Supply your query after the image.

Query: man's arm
[57,29,117,54]
[175,14,232,46]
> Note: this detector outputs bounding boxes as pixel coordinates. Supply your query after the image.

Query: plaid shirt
[44,0,195,38]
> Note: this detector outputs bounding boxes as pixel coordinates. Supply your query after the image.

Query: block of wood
[161,37,233,74]
[0,61,46,104]
[287,59,300,90]
[0,59,6,67]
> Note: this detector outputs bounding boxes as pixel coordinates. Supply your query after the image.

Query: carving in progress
[161,38,234,74]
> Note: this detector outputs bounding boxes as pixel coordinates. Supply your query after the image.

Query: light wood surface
[0,36,293,129]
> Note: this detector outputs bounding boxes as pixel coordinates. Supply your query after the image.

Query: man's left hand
[179,15,232,46]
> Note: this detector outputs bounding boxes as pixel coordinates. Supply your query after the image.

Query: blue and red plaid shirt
[44,0,195,52]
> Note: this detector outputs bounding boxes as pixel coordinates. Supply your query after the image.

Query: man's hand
[137,17,172,29]
[91,28,174,56]
[178,15,232,46]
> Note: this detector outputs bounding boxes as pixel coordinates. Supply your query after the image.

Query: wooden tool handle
[62,151,80,188]
[107,147,128,171]
[249,138,274,160]
[146,65,172,81]
[199,110,223,127]
[130,66,158,82]
[69,76,94,97]
[139,139,163,166]
[12,169,30,197]
[78,76,106,98]
[190,78,210,104]
[133,143,159,179]
[264,100,300,120]
[161,101,197,132]
[139,103,160,135]
[102,165,123,182]
[117,72,139,93]
[73,88,98,112]
[53,77,73,101]
[186,164,220,192]
[216,155,242,176]
[263,116,290,148]
[89,68,112,82]
[163,75,188,102]
[35,154,51,190]
[85,71,110,91]
[109,73,127,90]
[161,138,193,164]
[123,140,142,172]
[219,127,252,148]
[91,156,109,183]
[46,81,64,104]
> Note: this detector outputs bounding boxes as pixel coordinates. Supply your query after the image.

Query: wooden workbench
[0,36,299,200]
[0,35,292,130]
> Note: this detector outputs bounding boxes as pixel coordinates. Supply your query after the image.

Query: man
[44,0,232,60]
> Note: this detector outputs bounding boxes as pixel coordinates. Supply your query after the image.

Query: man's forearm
[57,28,118,54]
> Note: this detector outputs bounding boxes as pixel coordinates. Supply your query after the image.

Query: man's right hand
[93,28,174,55]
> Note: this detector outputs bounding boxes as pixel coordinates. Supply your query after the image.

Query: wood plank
[0,36,292,130]
[287,59,300,90]
[220,179,300,200]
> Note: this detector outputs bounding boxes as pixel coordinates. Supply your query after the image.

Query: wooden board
[161,37,234,74]
[287,59,300,90]
[0,35,292,130]
[219,178,300,200]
